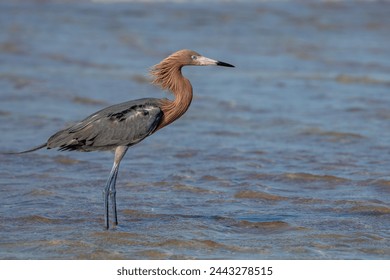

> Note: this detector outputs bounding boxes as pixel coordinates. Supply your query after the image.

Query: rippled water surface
[1,0,389,259]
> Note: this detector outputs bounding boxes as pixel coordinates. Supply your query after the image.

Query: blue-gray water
[0,0,389,259]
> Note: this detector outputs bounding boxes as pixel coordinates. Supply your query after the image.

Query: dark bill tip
[216,61,235,67]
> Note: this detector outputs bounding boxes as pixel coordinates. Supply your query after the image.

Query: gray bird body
[47,98,163,152]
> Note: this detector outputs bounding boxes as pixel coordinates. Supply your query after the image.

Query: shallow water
[0,0,389,259]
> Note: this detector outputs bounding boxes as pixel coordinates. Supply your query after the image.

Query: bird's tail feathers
[2,143,47,155]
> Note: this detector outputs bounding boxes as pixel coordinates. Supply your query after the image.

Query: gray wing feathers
[47,99,163,151]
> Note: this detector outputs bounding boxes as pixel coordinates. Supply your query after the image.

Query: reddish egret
[11,49,234,229]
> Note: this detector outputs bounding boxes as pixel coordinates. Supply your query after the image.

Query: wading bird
[10,49,234,229]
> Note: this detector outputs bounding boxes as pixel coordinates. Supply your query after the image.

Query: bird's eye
[191,55,197,60]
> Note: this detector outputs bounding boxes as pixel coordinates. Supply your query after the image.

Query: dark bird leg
[103,146,128,229]
[110,166,120,226]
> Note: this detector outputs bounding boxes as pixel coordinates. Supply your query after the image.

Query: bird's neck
[151,66,193,130]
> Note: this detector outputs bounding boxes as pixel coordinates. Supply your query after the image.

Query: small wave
[26,189,53,196]
[234,190,288,201]
[348,205,390,215]
[282,172,348,183]
[234,220,292,234]
[15,215,60,224]
[53,155,82,165]
[335,74,390,86]
[137,249,170,259]
[155,239,227,250]
[72,96,107,106]
[174,149,199,158]
[173,184,217,194]
[301,128,365,142]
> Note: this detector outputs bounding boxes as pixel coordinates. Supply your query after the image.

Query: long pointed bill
[198,56,235,67]
[216,61,235,67]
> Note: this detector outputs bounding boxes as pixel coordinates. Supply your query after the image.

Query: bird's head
[150,49,234,91]
[169,49,235,68]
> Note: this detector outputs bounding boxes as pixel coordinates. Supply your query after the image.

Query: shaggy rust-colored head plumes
[150,49,234,131]
[150,50,197,130]
[150,49,200,93]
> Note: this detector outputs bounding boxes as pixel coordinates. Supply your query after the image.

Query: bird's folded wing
[47,98,163,151]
